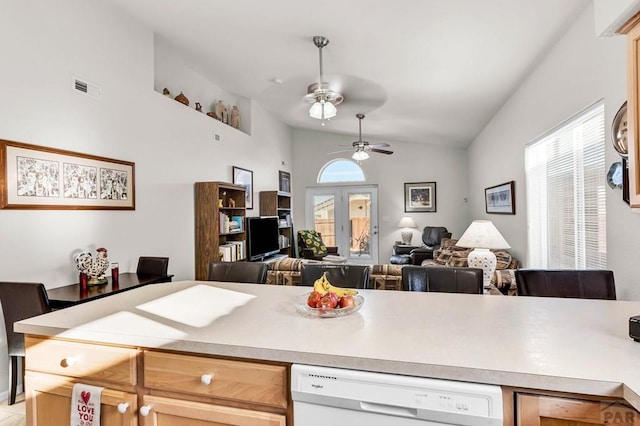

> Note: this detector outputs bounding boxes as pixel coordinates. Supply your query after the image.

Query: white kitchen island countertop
[15,280,640,409]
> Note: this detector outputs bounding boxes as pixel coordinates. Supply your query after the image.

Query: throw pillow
[298,230,328,256]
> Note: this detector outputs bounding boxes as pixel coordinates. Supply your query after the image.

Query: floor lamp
[456,220,510,290]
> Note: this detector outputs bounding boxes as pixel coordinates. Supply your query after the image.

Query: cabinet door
[26,372,137,426]
[517,393,640,425]
[139,395,285,426]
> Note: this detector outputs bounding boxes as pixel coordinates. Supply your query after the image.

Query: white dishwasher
[291,364,503,426]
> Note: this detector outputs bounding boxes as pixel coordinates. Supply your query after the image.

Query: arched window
[318,159,366,183]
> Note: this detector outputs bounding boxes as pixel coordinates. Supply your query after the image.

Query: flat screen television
[246,216,281,261]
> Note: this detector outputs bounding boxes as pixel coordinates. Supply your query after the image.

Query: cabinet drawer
[144,351,287,409]
[26,336,137,386]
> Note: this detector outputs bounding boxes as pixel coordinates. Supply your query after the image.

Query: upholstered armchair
[409,226,452,265]
[297,230,339,260]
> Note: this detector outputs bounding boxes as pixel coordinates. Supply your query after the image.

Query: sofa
[420,238,519,295]
[265,240,519,295]
[265,257,404,291]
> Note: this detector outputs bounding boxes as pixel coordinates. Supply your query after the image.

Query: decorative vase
[174,92,189,106]
[230,105,240,129]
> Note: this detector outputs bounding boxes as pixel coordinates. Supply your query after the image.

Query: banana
[313,272,358,297]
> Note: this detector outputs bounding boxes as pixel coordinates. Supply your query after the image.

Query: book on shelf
[219,212,231,233]
[219,240,245,261]
[230,215,243,232]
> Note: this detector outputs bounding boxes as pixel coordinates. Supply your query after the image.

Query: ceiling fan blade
[370,148,394,155]
[368,143,390,149]
[327,149,354,155]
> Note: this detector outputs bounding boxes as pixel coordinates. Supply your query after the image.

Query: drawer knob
[200,374,213,385]
[61,357,77,368]
[139,405,151,417]
[117,403,129,414]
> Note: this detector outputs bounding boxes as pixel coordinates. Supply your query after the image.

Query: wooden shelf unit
[195,181,246,280]
[259,191,294,257]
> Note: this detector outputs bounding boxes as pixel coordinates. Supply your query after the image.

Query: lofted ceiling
[107,0,590,148]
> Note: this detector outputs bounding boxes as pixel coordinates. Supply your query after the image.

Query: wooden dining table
[47,272,173,309]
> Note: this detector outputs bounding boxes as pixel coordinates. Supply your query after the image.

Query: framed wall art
[232,166,253,209]
[0,139,135,210]
[279,170,291,194]
[404,182,436,212]
[485,180,515,214]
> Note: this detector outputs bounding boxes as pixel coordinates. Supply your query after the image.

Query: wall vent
[72,76,102,99]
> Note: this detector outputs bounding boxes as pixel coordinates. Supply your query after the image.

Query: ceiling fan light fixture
[309,99,337,120]
[352,150,370,161]
[304,36,342,124]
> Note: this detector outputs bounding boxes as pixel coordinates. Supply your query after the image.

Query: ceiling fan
[330,114,393,161]
[302,36,344,125]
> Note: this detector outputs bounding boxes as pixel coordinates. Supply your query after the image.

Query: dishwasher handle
[360,401,418,418]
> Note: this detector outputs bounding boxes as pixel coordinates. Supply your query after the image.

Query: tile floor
[0,394,25,426]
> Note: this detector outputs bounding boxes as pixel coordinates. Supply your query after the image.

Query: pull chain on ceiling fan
[328,114,394,161]
[302,36,343,126]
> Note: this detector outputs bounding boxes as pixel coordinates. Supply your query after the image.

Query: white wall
[467,4,640,299]
[0,0,292,398]
[291,129,470,264]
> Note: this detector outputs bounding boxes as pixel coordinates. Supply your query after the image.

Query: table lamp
[456,220,510,288]
[397,216,418,245]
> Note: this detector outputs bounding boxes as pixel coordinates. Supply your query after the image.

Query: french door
[305,185,379,264]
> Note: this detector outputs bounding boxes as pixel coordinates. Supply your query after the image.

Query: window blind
[524,101,606,269]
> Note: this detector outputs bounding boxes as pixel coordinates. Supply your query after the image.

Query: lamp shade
[456,220,510,249]
[352,150,370,161]
[309,100,337,119]
[397,216,417,228]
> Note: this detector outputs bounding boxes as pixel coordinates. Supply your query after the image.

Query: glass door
[305,185,378,264]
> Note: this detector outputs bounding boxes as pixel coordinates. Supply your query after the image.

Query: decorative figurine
[74,248,110,285]
[215,100,227,123]
[162,88,171,97]
[230,105,240,129]
[174,92,189,106]
[195,102,202,112]
[207,112,218,120]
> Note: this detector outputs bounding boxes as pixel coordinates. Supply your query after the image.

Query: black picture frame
[279,170,291,194]
[404,182,436,212]
[485,181,515,214]
[232,166,253,209]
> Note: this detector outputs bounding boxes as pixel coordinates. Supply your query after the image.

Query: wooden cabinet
[25,336,291,425]
[26,372,138,426]
[25,336,139,425]
[139,395,285,426]
[516,393,640,425]
[195,181,247,280]
[619,13,640,208]
[259,191,294,257]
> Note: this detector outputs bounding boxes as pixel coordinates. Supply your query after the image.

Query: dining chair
[300,264,371,289]
[136,256,170,276]
[515,269,617,300]
[0,282,51,405]
[207,262,268,284]
[401,266,484,294]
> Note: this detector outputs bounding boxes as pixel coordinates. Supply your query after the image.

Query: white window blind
[524,101,606,269]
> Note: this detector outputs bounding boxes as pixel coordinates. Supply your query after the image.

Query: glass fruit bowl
[295,292,364,318]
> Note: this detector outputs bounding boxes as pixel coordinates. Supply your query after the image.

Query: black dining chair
[136,256,170,276]
[0,282,51,405]
[300,264,371,289]
[515,269,617,300]
[402,266,484,294]
[207,262,268,284]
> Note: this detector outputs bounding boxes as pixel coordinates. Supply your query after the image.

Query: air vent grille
[72,76,102,100]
